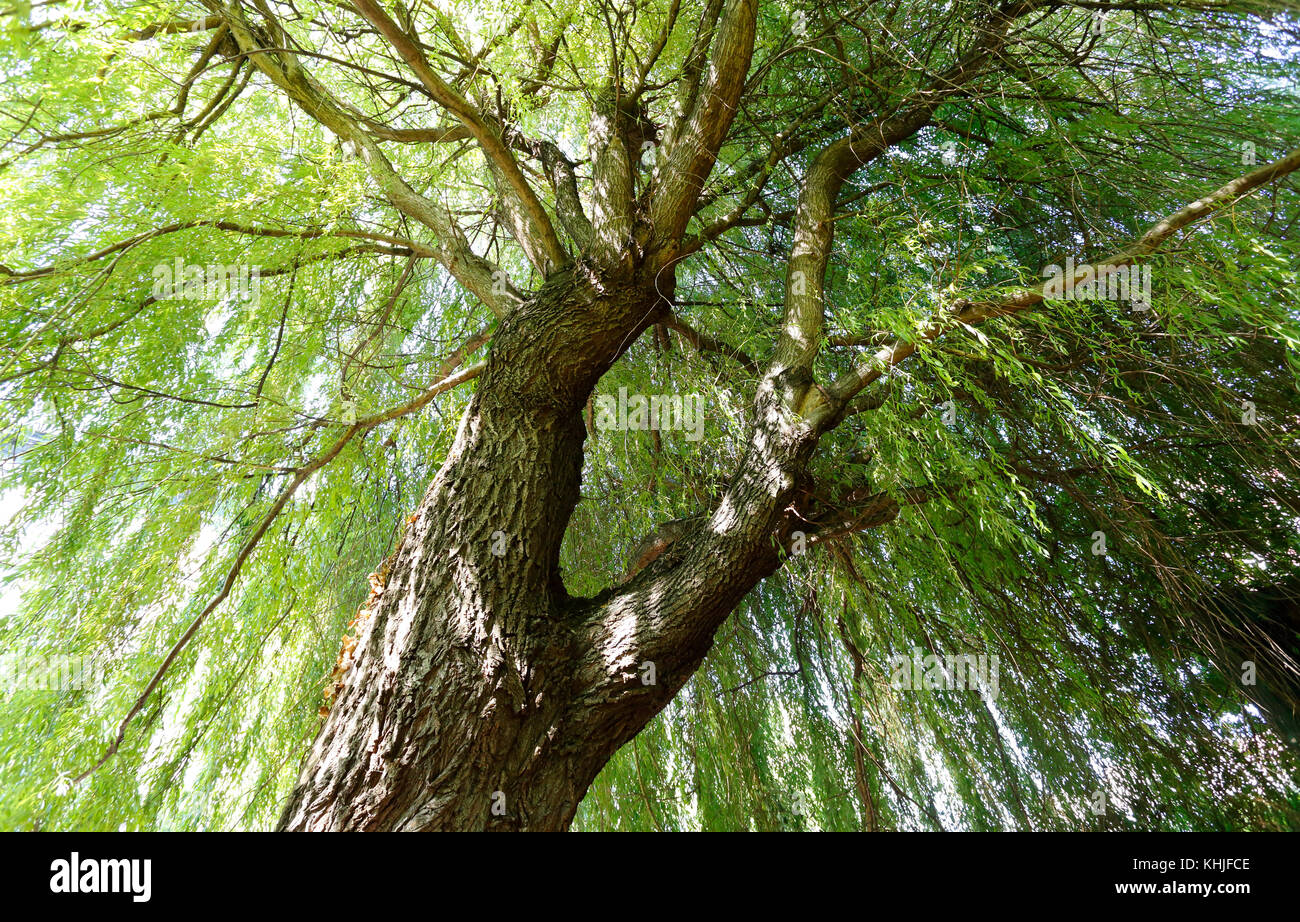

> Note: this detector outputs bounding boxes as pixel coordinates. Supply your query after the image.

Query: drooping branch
[0,220,436,282]
[662,313,758,372]
[70,324,491,784]
[819,144,1300,415]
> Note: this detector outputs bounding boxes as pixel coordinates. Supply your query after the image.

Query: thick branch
[649,0,757,247]
[774,0,1043,392]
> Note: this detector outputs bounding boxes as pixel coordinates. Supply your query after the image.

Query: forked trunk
[278,264,817,830]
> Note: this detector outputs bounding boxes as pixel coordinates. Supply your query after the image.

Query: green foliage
[1,1,1298,830]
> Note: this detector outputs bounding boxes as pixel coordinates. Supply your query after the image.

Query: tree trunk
[277,260,818,830]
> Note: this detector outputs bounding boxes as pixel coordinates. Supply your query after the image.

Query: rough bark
[267,0,780,830]
[277,239,830,830]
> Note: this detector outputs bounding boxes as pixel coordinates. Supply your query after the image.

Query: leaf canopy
[1,0,1298,830]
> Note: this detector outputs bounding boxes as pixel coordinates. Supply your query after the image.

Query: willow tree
[1,0,1298,831]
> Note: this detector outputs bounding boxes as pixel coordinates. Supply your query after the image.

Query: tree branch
[820,144,1300,414]
[649,0,757,247]
[209,0,522,317]
[774,0,1045,398]
[350,0,569,274]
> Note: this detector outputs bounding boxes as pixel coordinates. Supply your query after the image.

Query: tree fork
[278,266,694,829]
